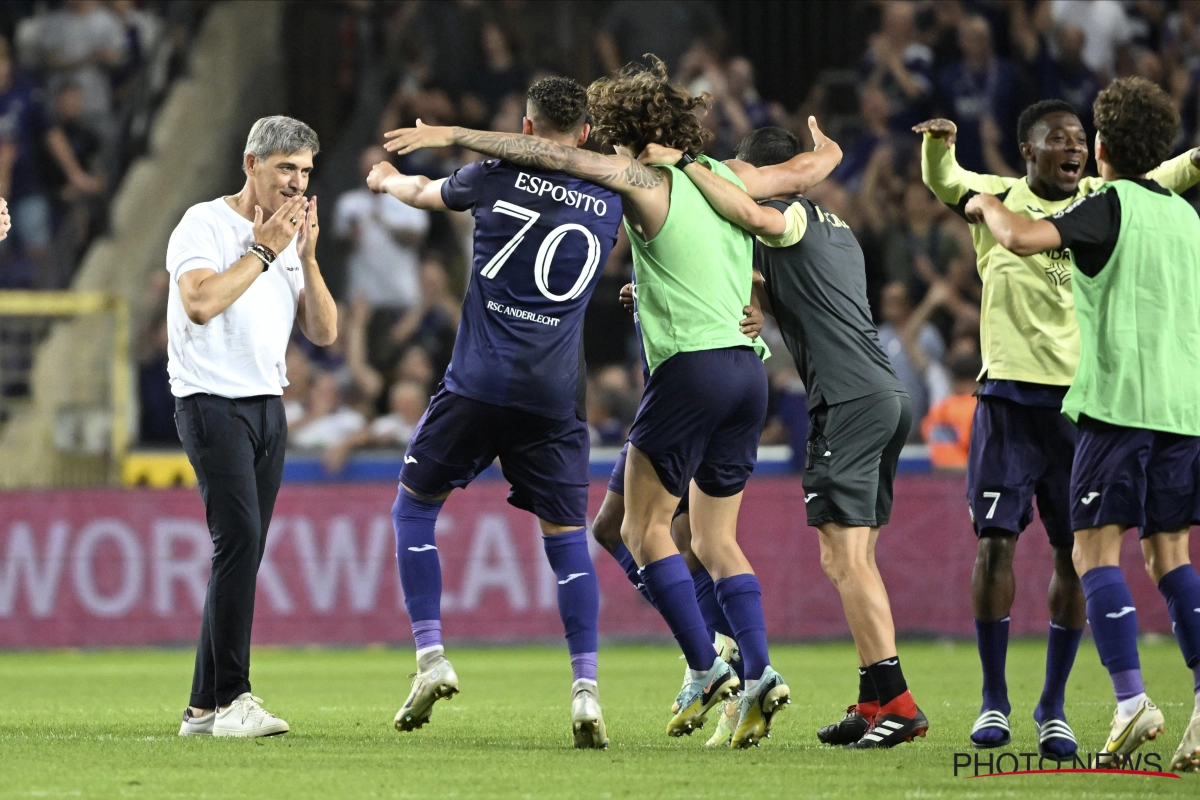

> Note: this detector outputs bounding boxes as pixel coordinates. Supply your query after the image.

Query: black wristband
[674,152,697,170]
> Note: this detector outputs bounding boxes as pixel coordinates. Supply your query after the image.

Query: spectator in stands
[386,257,460,382]
[137,314,176,444]
[37,0,126,136]
[44,81,106,276]
[335,146,429,351]
[920,348,981,470]
[0,36,52,266]
[877,280,946,428]
[883,181,966,297]
[392,344,435,398]
[461,22,527,126]
[831,85,893,191]
[108,0,162,102]
[1036,26,1102,134]
[282,344,312,426]
[595,0,719,76]
[936,15,1017,173]
[288,370,366,450]
[862,1,935,131]
[323,379,429,474]
[1049,0,1130,80]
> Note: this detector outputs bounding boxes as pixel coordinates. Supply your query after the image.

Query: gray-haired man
[170,116,337,737]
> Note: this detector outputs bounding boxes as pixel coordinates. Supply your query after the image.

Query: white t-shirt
[165,198,305,398]
[334,189,429,309]
[1051,0,1130,76]
[289,408,366,449]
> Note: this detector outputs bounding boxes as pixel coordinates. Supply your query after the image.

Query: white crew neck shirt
[165,197,305,398]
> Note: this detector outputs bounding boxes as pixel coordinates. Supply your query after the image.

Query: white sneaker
[395,656,459,732]
[212,694,290,738]
[1171,703,1200,773]
[1100,696,1163,766]
[178,708,214,736]
[570,679,609,749]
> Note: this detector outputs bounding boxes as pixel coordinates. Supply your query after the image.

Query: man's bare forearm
[449,127,663,192]
[683,162,785,236]
[744,144,843,200]
[299,259,338,345]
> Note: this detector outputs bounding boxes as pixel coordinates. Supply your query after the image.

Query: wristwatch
[674,152,697,170]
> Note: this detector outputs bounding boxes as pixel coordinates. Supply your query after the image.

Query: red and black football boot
[817,701,878,745]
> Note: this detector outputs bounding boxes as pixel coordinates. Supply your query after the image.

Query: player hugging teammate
[963,77,1200,772]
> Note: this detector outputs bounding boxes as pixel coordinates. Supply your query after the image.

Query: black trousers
[175,393,286,708]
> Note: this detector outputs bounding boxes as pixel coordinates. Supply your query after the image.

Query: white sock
[1116,693,1146,719]
[416,645,445,670]
[686,667,708,682]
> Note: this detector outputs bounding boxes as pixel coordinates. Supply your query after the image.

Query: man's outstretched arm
[964,193,1061,255]
[640,143,787,237]
[383,120,663,195]
[725,116,843,200]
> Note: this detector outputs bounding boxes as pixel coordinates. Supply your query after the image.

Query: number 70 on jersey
[481,200,602,303]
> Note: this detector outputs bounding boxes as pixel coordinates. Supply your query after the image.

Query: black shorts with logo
[803,390,912,528]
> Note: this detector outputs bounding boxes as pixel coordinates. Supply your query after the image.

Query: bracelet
[248,248,271,271]
[252,243,277,261]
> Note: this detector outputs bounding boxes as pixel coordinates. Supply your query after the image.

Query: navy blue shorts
[401,387,590,526]
[608,440,690,516]
[966,396,1077,548]
[627,347,767,498]
[1070,416,1200,538]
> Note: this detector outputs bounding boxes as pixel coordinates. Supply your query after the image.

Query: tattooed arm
[384,120,672,237]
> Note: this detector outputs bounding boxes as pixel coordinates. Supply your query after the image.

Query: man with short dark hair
[915,100,1200,757]
[367,76,622,748]
[965,76,1200,773]
[171,115,337,738]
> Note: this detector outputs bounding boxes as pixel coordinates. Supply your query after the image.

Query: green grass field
[0,639,1196,798]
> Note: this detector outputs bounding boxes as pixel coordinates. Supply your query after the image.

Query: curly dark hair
[527,76,589,133]
[586,55,711,154]
[1093,77,1179,175]
[1016,99,1078,144]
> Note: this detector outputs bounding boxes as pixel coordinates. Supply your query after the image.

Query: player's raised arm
[640,143,787,238]
[915,118,1014,208]
[964,193,1061,255]
[384,120,663,197]
[1147,146,1200,193]
[724,116,843,200]
[366,160,448,210]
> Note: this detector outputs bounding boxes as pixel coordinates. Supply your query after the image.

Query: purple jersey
[441,159,623,420]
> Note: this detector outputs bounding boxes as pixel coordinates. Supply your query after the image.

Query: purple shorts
[966,396,1077,548]
[1070,416,1200,538]
[608,440,690,516]
[627,347,767,498]
[401,387,589,526]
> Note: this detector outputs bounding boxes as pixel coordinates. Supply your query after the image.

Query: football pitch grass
[1,640,1197,798]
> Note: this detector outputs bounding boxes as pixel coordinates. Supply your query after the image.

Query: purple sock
[1036,623,1084,722]
[1112,668,1145,700]
[641,554,717,671]
[542,529,599,656]
[611,541,656,607]
[1157,564,1200,670]
[1081,566,1143,700]
[392,489,444,629]
[715,573,770,681]
[975,617,1011,714]
[412,619,442,651]
[571,652,598,683]
[692,566,732,639]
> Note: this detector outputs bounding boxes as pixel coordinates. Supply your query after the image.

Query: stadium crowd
[100,1,1200,468]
